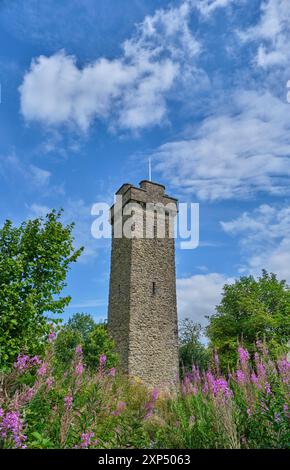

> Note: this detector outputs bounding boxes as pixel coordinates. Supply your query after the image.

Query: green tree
[0,211,83,368]
[54,313,118,370]
[179,318,209,373]
[207,270,290,369]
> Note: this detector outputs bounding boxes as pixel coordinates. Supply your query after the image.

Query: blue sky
[1,0,290,327]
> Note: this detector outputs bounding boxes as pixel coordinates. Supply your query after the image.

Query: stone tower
[107,180,179,388]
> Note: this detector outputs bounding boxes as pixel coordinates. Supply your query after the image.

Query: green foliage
[179,319,209,373]
[54,313,118,371]
[0,211,83,369]
[207,270,290,369]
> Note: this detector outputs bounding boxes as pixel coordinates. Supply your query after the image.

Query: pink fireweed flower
[250,372,262,389]
[80,431,95,448]
[277,358,290,384]
[14,354,42,372]
[112,401,126,416]
[247,408,252,417]
[215,378,232,398]
[202,381,209,395]
[75,345,83,355]
[238,347,250,365]
[14,354,30,371]
[254,352,260,365]
[48,330,56,343]
[37,362,48,377]
[30,355,42,366]
[108,367,116,377]
[0,410,27,448]
[261,400,268,413]
[205,372,231,398]
[46,377,54,391]
[257,362,266,380]
[191,364,201,383]
[151,388,159,401]
[206,371,215,391]
[265,382,271,395]
[22,387,36,403]
[251,372,258,384]
[99,354,107,366]
[236,370,246,384]
[64,395,73,410]
[182,376,195,396]
[75,362,84,376]
[144,389,159,419]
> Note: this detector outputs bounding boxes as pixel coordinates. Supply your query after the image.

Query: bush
[53,313,118,372]
[207,270,290,370]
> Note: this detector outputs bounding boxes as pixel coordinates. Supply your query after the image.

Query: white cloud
[177,273,232,324]
[28,203,51,218]
[19,1,202,132]
[29,165,51,186]
[221,204,290,282]
[0,153,51,188]
[196,0,235,16]
[153,89,290,200]
[239,0,290,69]
[67,299,107,309]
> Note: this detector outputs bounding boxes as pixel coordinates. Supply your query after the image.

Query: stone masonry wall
[108,181,179,388]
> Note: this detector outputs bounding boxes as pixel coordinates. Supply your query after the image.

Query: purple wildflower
[75,345,83,355]
[22,387,36,403]
[238,347,250,365]
[46,377,54,391]
[265,382,271,395]
[0,410,27,448]
[257,362,266,380]
[215,378,232,398]
[112,401,126,416]
[37,362,48,377]
[277,358,290,384]
[79,431,96,448]
[30,355,42,366]
[151,388,159,401]
[108,367,116,377]
[75,362,84,376]
[236,369,246,384]
[64,395,73,410]
[48,330,56,343]
[14,354,30,371]
[99,354,107,366]
[191,364,201,383]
